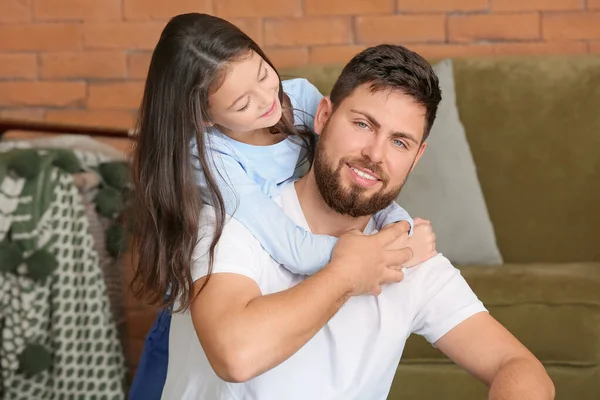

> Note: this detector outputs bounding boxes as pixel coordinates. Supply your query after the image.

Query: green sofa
[283,55,600,400]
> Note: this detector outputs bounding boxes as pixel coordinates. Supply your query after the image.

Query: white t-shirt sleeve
[190,208,262,283]
[410,254,488,344]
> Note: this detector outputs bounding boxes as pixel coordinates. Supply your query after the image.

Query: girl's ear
[313,96,333,136]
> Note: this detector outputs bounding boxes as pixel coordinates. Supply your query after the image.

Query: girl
[129,13,435,399]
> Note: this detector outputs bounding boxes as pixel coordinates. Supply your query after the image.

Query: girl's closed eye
[238,98,251,112]
[259,68,269,82]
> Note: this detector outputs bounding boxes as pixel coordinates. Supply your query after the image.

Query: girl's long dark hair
[131,13,314,312]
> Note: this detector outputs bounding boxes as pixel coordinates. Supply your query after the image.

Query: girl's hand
[405,218,437,268]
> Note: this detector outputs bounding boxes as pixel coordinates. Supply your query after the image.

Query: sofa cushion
[397,59,502,265]
[388,363,600,400]
[453,55,600,263]
[402,262,600,364]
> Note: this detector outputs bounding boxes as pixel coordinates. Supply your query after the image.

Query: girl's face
[208,51,282,134]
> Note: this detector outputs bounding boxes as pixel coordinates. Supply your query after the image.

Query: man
[160,44,554,399]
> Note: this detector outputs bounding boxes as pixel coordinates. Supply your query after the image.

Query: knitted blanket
[0,146,126,399]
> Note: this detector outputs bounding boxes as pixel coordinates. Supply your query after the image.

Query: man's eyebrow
[227,59,264,110]
[350,109,420,144]
[390,131,420,145]
[350,109,380,129]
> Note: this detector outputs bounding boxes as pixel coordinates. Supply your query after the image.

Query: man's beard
[313,132,411,218]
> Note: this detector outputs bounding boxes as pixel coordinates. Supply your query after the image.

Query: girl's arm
[197,150,336,275]
[373,202,414,234]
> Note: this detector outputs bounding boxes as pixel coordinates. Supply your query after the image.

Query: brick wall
[1,0,600,131]
[2,0,599,377]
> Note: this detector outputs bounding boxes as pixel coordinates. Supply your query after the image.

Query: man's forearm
[489,357,555,400]
[203,264,353,382]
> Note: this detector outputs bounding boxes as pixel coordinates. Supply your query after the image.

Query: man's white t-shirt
[162,183,487,400]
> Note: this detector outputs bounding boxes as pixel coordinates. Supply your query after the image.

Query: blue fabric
[128,309,171,400]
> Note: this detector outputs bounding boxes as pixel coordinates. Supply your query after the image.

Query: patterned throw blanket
[0,145,127,399]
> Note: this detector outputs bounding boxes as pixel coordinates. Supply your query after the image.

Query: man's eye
[356,121,369,129]
[392,139,406,148]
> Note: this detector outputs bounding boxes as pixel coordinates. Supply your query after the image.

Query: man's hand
[405,217,437,267]
[329,220,413,296]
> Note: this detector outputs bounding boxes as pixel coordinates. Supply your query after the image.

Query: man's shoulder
[402,253,463,286]
[196,206,262,249]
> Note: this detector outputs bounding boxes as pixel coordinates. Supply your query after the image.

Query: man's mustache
[340,156,389,185]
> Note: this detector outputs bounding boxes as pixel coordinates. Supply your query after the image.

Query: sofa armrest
[403,262,600,364]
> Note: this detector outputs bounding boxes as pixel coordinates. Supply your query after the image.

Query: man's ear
[313,96,333,136]
[410,142,427,173]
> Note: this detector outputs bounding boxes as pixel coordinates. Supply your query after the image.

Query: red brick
[397,0,488,12]
[310,44,481,67]
[305,0,393,15]
[493,41,587,55]
[0,54,38,79]
[356,15,446,44]
[41,51,127,79]
[265,17,352,46]
[84,22,164,50]
[406,44,494,59]
[124,0,213,20]
[491,0,583,11]
[34,0,121,21]
[0,0,31,22]
[0,82,86,107]
[309,45,367,64]
[0,24,83,51]
[543,12,600,40]
[216,0,301,18]
[128,52,152,79]
[0,108,45,121]
[449,13,540,42]
[265,47,309,68]
[229,18,264,46]
[45,110,135,129]
[588,41,600,52]
[88,82,145,110]
[310,44,493,65]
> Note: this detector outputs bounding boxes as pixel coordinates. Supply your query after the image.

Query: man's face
[313,84,428,217]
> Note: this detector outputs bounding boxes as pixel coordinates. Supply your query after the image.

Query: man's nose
[361,136,386,163]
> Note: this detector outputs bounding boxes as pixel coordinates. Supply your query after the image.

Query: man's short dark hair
[330,44,442,140]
